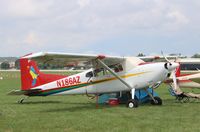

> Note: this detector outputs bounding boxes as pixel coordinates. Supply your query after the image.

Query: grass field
[0,71,200,132]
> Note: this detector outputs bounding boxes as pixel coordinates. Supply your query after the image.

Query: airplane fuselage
[30,62,170,96]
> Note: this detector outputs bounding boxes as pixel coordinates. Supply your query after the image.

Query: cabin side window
[109,64,124,73]
[94,68,106,77]
[93,64,124,77]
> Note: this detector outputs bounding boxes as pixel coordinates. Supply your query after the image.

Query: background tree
[191,53,200,58]
[137,53,145,57]
[1,62,10,69]
[15,59,20,69]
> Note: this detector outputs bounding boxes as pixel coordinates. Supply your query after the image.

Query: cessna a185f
[9,52,179,108]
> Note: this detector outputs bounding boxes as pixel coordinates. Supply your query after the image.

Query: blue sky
[0,0,200,57]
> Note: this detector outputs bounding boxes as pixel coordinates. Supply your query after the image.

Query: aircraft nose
[164,62,179,71]
[169,62,179,71]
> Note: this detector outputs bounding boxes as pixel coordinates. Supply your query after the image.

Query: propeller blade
[161,51,171,64]
[172,70,177,90]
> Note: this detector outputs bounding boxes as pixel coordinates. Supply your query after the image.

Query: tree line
[0,59,65,70]
[1,53,200,69]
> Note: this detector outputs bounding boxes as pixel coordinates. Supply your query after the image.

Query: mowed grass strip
[0,71,200,132]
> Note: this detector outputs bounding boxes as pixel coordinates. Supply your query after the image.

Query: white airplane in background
[9,52,179,108]
[143,55,200,100]
[165,62,200,100]
[166,64,200,89]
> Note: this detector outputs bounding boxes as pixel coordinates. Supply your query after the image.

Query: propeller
[162,51,172,70]
[161,51,171,64]
[161,51,179,90]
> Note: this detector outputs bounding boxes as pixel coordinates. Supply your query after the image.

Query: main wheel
[151,96,162,105]
[126,99,138,108]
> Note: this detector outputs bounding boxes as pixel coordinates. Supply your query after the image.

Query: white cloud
[0,0,53,17]
[0,0,199,56]
[77,0,90,8]
[23,32,44,46]
[167,10,189,25]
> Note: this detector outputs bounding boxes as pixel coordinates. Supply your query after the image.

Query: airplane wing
[178,73,200,83]
[139,55,179,62]
[139,56,161,62]
[21,52,143,67]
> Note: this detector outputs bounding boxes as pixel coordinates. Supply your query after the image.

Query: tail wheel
[18,98,25,104]
[151,97,162,105]
[126,99,138,108]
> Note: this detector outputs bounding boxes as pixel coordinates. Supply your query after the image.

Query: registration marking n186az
[57,76,81,87]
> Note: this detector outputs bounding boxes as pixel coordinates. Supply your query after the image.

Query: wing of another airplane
[22,52,144,68]
[178,73,200,83]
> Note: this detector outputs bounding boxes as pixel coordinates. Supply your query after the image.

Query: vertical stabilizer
[20,58,66,90]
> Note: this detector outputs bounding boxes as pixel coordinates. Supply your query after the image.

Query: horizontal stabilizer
[8,90,26,95]
[8,89,42,96]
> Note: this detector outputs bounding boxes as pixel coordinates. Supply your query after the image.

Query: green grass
[0,71,200,132]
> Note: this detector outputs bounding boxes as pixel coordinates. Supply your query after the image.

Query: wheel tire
[126,99,138,108]
[151,97,162,105]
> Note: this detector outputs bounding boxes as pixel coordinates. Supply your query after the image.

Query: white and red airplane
[140,55,200,90]
[139,55,200,100]
[9,52,179,108]
[165,62,200,99]
[166,64,200,89]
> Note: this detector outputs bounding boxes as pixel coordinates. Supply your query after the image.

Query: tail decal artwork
[29,66,39,86]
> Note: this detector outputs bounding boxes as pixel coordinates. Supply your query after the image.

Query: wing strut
[96,59,133,90]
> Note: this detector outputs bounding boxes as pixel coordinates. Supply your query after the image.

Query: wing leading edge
[21,52,144,68]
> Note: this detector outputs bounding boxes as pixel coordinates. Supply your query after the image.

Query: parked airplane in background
[165,62,200,99]
[9,52,179,108]
[140,55,200,90]
[170,64,200,89]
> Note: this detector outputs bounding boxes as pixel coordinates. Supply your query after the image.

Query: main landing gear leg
[144,88,162,105]
[97,59,137,108]
[18,96,29,104]
[126,88,138,108]
[95,94,99,109]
